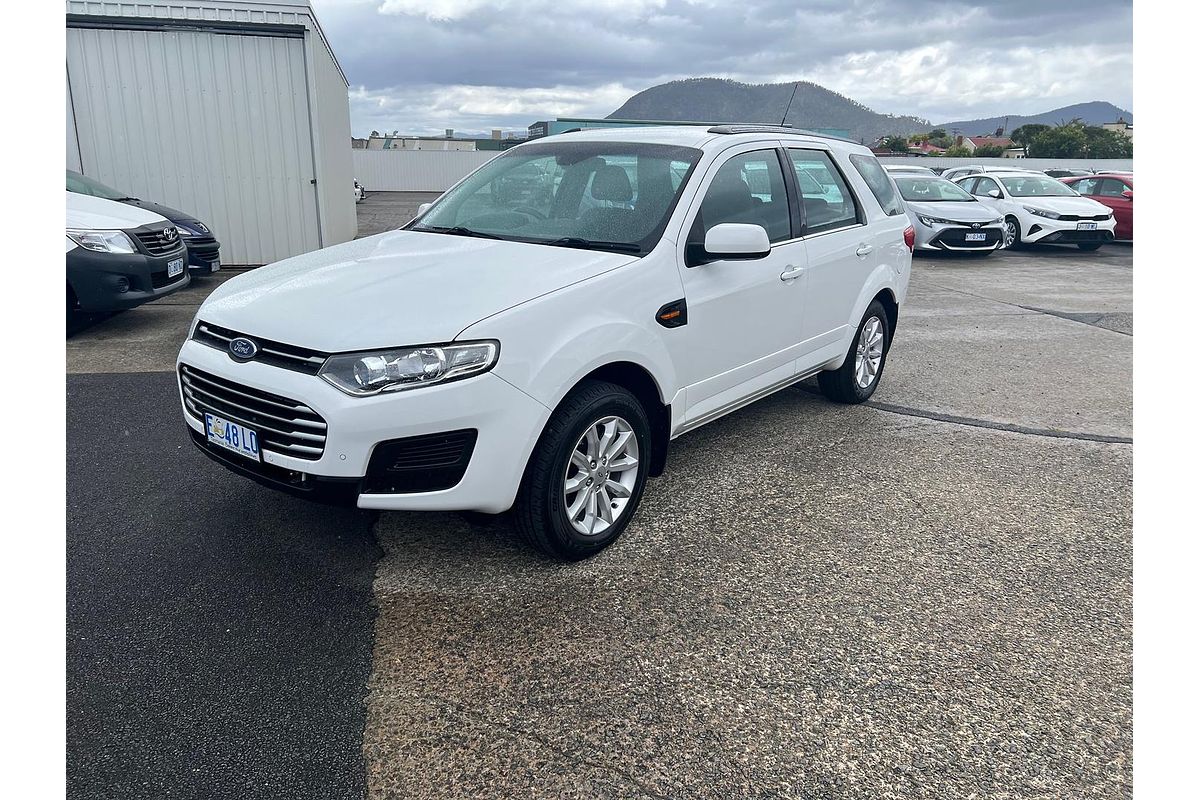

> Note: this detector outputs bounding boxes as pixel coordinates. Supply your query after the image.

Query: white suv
[177,126,914,559]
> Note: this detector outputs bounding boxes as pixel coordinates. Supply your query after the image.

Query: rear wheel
[513,380,651,560]
[818,300,891,404]
[1077,242,1103,251]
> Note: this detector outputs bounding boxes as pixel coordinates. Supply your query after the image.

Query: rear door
[786,148,872,354]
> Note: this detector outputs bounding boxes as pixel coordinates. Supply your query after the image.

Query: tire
[513,379,651,560]
[818,300,891,404]
[1077,242,1103,251]
[1002,216,1022,249]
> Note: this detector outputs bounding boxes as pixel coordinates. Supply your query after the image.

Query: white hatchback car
[177,126,914,559]
[953,171,1117,250]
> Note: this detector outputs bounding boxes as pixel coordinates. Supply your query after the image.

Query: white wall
[352,150,498,192]
[878,157,1134,172]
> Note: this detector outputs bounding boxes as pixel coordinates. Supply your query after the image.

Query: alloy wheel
[854,316,885,389]
[1002,219,1018,248]
[563,415,640,536]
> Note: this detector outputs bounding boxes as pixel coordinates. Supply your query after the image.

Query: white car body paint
[178,127,912,512]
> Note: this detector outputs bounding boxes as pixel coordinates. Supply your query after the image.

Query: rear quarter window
[848,154,904,216]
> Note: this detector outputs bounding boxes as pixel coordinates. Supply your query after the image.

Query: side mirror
[703,223,771,260]
[416,202,433,217]
[1121,190,1133,200]
[987,189,1002,199]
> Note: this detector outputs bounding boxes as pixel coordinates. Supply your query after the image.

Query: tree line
[879,120,1132,159]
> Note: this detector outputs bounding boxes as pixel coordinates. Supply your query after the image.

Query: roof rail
[706,124,856,143]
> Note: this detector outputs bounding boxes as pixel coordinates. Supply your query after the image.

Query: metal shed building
[66,1,356,266]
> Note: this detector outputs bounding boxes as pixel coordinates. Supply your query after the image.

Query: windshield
[999,175,1078,197]
[66,170,129,200]
[894,177,976,202]
[409,141,702,255]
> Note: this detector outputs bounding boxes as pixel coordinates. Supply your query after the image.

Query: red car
[1061,173,1133,241]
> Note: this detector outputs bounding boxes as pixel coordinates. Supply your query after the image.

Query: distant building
[1102,118,1133,142]
[364,130,477,151]
[908,141,946,156]
[528,117,852,140]
[962,136,1014,153]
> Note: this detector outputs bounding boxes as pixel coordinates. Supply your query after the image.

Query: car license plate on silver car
[167,258,184,278]
[964,232,987,241]
[205,413,260,461]
[1076,222,1098,231]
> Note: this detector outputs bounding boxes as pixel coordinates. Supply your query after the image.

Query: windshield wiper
[114,196,140,202]
[542,237,642,254]
[418,225,503,240]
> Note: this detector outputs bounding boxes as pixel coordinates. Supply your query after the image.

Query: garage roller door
[67,26,321,265]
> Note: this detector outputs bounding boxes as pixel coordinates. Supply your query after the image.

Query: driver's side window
[690,150,792,244]
[973,177,999,197]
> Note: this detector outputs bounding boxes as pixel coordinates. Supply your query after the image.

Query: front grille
[134,226,184,256]
[179,364,328,460]
[363,430,477,494]
[151,267,187,288]
[934,227,1001,249]
[1042,230,1115,243]
[193,322,328,375]
[1055,214,1111,222]
[186,238,220,263]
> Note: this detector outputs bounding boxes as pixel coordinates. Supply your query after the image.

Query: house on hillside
[908,141,946,156]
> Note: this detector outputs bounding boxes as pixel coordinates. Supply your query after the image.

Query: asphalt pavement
[66,194,1132,799]
[67,372,380,799]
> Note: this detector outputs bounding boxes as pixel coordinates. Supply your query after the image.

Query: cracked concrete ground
[65,192,1132,799]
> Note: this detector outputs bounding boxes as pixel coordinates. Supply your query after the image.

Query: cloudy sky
[311,0,1132,137]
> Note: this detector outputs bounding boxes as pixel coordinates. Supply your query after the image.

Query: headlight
[174,220,209,237]
[1023,206,1061,219]
[917,215,954,227]
[66,229,137,254]
[319,340,499,396]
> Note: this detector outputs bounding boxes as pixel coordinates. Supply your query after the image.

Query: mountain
[606,78,931,143]
[935,102,1133,137]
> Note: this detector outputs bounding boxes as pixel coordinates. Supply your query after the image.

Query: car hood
[199,230,638,352]
[66,191,167,230]
[1014,195,1109,215]
[905,200,1000,222]
[119,198,204,230]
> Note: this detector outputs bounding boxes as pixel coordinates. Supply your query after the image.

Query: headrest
[592,165,633,202]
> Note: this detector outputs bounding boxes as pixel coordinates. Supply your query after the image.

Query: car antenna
[780,81,799,126]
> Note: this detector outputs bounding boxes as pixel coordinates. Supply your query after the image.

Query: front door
[675,147,807,425]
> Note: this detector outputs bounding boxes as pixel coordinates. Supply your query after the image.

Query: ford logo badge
[229,337,259,360]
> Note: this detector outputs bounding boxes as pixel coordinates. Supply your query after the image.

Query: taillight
[903,225,915,252]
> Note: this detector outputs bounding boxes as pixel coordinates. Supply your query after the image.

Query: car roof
[527,124,872,154]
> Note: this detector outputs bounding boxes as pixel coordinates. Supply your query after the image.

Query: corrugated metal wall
[67,26,321,265]
[352,150,498,192]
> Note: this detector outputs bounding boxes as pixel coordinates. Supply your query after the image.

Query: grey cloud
[313,0,1131,135]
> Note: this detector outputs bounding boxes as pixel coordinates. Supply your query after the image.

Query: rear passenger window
[691,150,792,243]
[848,154,904,216]
[787,150,859,235]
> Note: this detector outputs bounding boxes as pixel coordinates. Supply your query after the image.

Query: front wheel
[1002,216,1021,249]
[513,380,651,560]
[818,300,891,404]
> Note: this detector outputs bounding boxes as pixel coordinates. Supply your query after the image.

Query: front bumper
[184,236,221,273]
[1021,214,1117,244]
[915,223,1003,251]
[176,339,551,513]
[67,245,191,311]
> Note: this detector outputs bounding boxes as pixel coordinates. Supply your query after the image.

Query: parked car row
[66,171,221,324]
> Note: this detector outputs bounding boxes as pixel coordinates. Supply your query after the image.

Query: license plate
[964,232,987,241]
[210,259,220,272]
[167,258,184,278]
[205,413,260,462]
[1076,222,1098,231]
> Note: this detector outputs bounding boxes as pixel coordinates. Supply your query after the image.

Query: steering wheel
[508,205,547,220]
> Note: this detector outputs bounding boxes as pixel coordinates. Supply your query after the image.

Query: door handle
[780,265,805,282]
[855,244,874,258]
